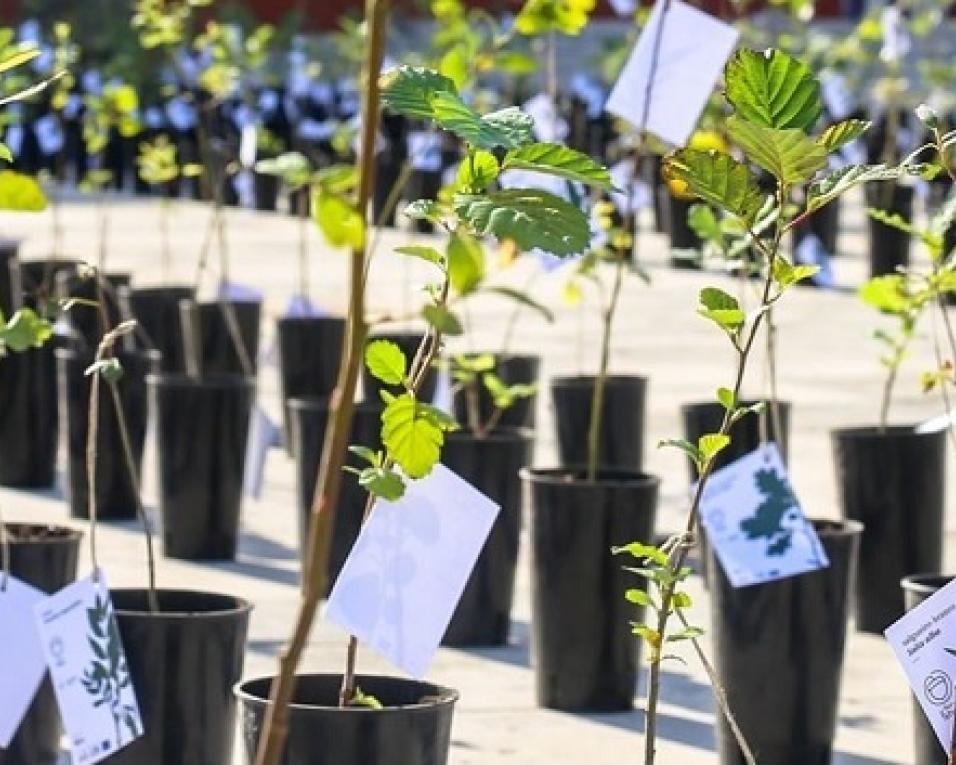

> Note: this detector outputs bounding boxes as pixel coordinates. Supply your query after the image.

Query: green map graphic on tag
[740,467,799,557]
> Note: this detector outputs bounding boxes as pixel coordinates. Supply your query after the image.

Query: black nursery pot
[254,170,280,211]
[236,674,459,765]
[866,183,914,277]
[451,354,539,431]
[289,398,382,589]
[0,238,20,317]
[441,429,532,646]
[119,285,195,373]
[109,589,252,765]
[180,299,261,377]
[710,519,862,765]
[363,332,438,403]
[680,400,791,482]
[277,316,346,450]
[56,349,158,521]
[524,468,659,711]
[550,375,646,472]
[832,426,946,633]
[54,270,131,351]
[149,373,254,560]
[902,575,954,765]
[0,523,81,765]
[664,193,702,269]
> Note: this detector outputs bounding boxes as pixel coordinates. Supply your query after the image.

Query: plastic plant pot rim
[831,424,935,440]
[519,466,661,489]
[447,427,535,444]
[287,397,382,414]
[550,374,648,388]
[3,523,83,546]
[808,518,863,539]
[145,372,256,389]
[111,588,253,620]
[55,347,162,364]
[234,674,460,714]
[901,573,955,596]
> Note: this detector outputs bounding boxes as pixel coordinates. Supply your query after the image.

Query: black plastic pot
[56,348,158,521]
[180,299,261,377]
[550,375,646,472]
[866,183,914,277]
[902,574,953,765]
[277,316,346,450]
[664,193,702,268]
[451,354,539,431]
[524,468,659,710]
[289,398,381,590]
[363,332,437,403]
[254,171,280,211]
[0,523,81,765]
[680,399,791,482]
[441,429,532,646]
[149,373,254,560]
[0,340,58,487]
[119,286,195,373]
[832,426,946,633]
[710,519,862,765]
[109,589,252,765]
[236,674,458,765]
[18,259,80,313]
[54,270,131,352]
[0,238,20,317]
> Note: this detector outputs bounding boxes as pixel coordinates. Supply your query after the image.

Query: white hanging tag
[0,576,48,747]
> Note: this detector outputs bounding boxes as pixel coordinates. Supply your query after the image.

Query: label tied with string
[0,575,48,747]
[698,443,829,588]
[33,571,142,765]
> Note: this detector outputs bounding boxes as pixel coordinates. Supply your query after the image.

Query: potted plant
[615,47,924,765]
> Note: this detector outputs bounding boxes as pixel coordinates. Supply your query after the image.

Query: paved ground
[2,188,951,764]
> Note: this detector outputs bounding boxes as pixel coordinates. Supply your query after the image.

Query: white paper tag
[606,0,738,147]
[917,409,956,434]
[0,576,48,747]
[34,573,142,764]
[885,576,956,752]
[34,114,64,156]
[699,444,829,588]
[325,464,500,678]
[243,404,280,499]
[408,131,442,173]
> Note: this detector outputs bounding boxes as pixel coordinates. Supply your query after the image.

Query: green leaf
[431,93,533,150]
[698,433,731,462]
[657,437,703,466]
[671,591,693,609]
[859,275,908,314]
[394,245,446,268]
[1,308,52,352]
[0,46,40,74]
[514,0,594,36]
[365,340,407,386]
[687,203,723,245]
[357,466,406,501]
[348,445,380,466]
[662,150,764,225]
[772,256,820,289]
[84,358,125,383]
[351,686,385,709]
[423,304,464,335]
[255,152,312,187]
[817,119,871,153]
[698,287,745,331]
[456,150,499,193]
[404,199,443,221]
[717,387,736,410]
[632,624,662,647]
[806,164,921,213]
[612,541,670,567]
[666,626,705,642]
[502,143,612,190]
[0,142,11,164]
[454,188,590,256]
[725,48,822,132]
[494,51,538,75]
[481,286,554,322]
[447,230,485,295]
[0,171,47,211]
[866,207,917,237]
[313,191,364,250]
[727,116,827,184]
[381,393,446,479]
[380,66,458,119]
[625,588,652,607]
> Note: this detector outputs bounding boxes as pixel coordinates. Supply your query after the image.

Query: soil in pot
[524,467,659,711]
[149,373,254,560]
[277,316,346,451]
[710,519,862,765]
[866,183,914,277]
[289,397,382,590]
[108,589,252,765]
[180,299,261,377]
[56,348,159,521]
[550,375,646,473]
[832,425,945,633]
[236,674,458,765]
[451,354,539,431]
[362,332,437,404]
[119,285,195,374]
[902,574,953,765]
[0,523,82,765]
[441,428,532,646]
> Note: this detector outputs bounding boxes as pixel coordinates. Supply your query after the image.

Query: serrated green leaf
[727,116,827,185]
[348,445,380,466]
[725,48,822,131]
[380,66,458,119]
[313,191,364,250]
[859,275,908,314]
[866,207,917,237]
[431,93,533,150]
[365,339,408,385]
[447,230,485,295]
[357,466,406,501]
[671,591,693,609]
[0,171,47,211]
[423,304,464,335]
[806,164,922,213]
[0,46,40,74]
[772,256,820,289]
[502,143,612,190]
[456,150,499,193]
[404,199,442,221]
[612,541,670,566]
[657,437,703,466]
[662,150,763,225]
[481,286,554,322]
[817,119,871,153]
[255,151,312,187]
[394,245,446,268]
[381,393,446,479]
[454,188,590,256]
[1,308,52,352]
[625,588,652,607]
[699,287,740,312]
[698,433,731,462]
[687,203,723,244]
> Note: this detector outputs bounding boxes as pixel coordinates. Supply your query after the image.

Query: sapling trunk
[253,3,388,763]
